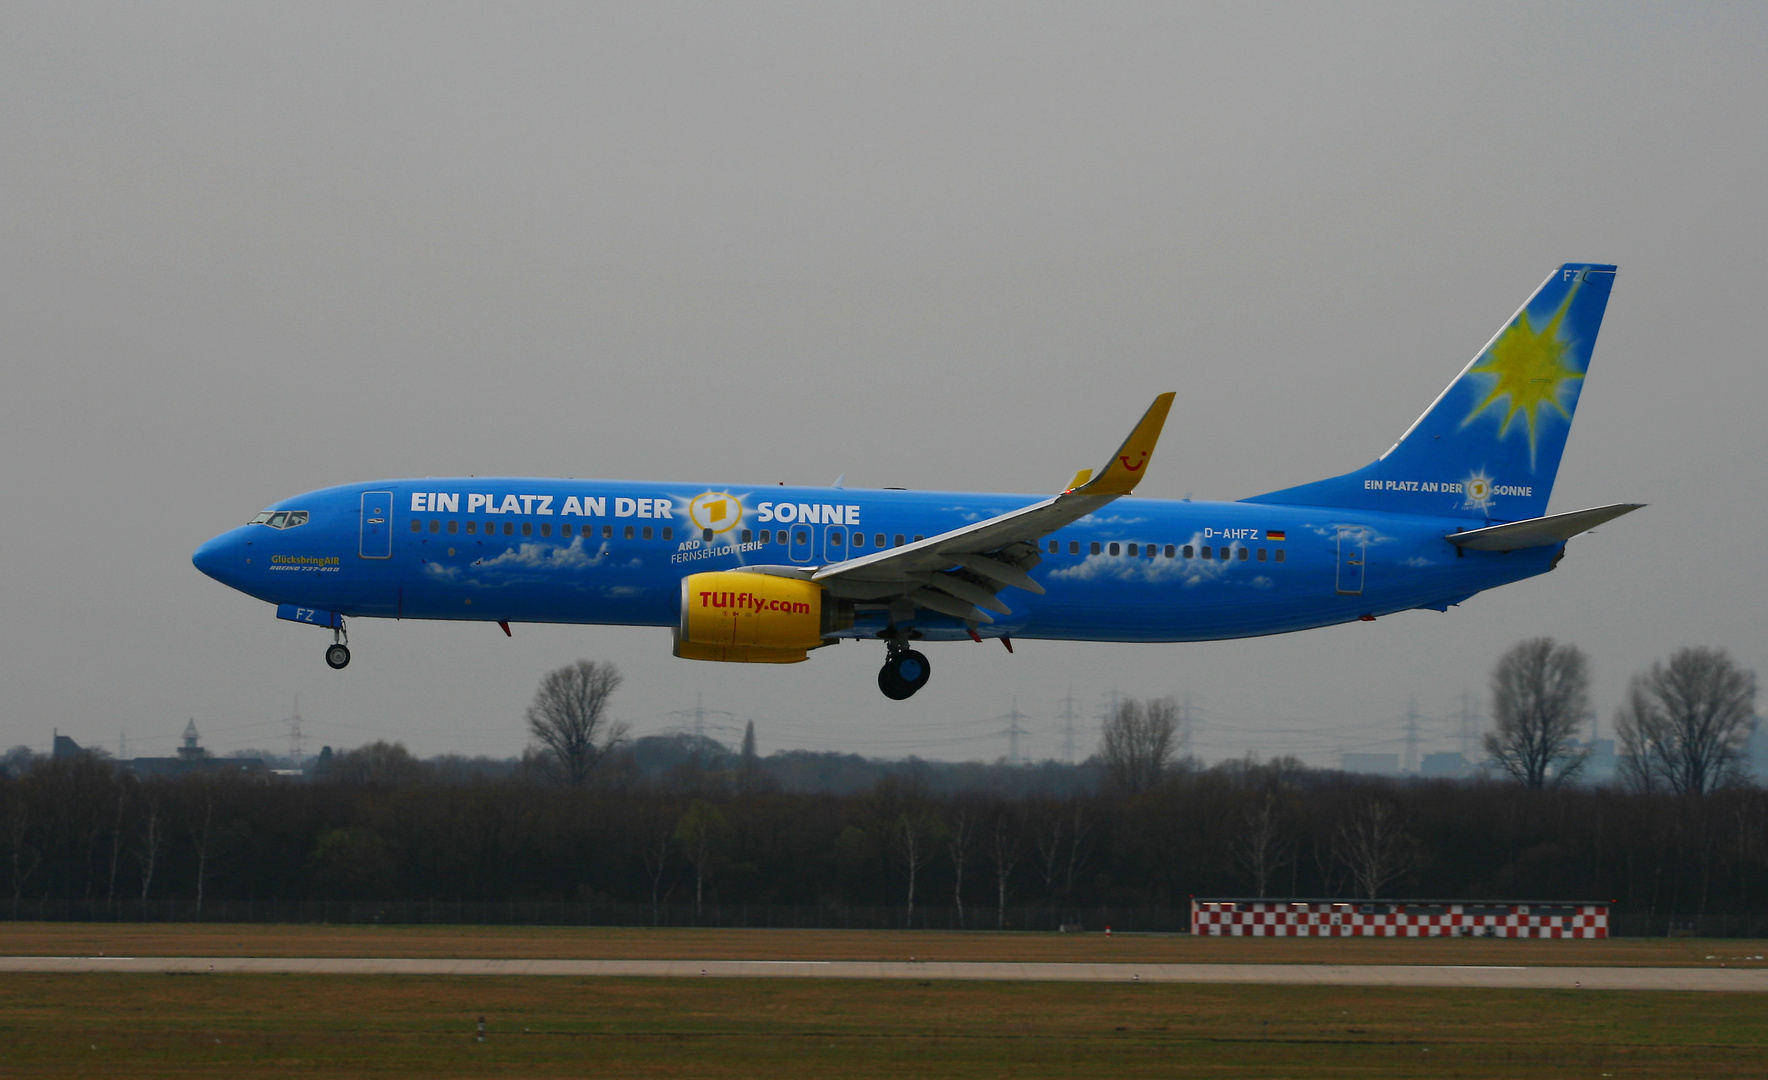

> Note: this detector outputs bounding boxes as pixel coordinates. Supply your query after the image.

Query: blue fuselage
[192,478,1555,643]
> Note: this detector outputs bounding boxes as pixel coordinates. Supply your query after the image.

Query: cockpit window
[251,510,310,529]
[251,512,274,524]
[267,512,289,528]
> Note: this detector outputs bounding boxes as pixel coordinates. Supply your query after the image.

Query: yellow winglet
[1072,392,1175,496]
[1066,468,1094,491]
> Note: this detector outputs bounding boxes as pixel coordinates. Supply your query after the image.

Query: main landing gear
[324,621,351,670]
[878,634,931,700]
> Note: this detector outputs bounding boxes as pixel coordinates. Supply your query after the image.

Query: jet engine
[673,571,850,663]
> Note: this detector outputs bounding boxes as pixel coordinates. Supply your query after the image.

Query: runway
[3,955,1763,991]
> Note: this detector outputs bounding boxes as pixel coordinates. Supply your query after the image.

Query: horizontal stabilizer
[1446,503,1643,551]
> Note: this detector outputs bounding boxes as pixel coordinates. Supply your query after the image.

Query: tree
[1333,798,1418,900]
[945,799,975,928]
[1615,647,1758,795]
[891,808,942,928]
[989,803,1020,929]
[737,721,762,791]
[1098,697,1179,793]
[526,661,629,786]
[1483,638,1591,789]
[1234,789,1292,899]
[673,800,730,919]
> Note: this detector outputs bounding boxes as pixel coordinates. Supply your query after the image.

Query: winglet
[1071,392,1176,495]
[1066,468,1094,491]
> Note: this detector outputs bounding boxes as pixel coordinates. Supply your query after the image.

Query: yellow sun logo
[688,492,742,535]
[1461,285,1584,465]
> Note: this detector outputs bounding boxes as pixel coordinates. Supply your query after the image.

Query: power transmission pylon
[286,697,306,769]
[1060,689,1078,763]
[1457,690,1478,760]
[993,697,1030,765]
[1402,698,1421,773]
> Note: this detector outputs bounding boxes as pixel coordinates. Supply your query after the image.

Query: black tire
[325,644,351,670]
[878,664,915,700]
[896,650,931,692]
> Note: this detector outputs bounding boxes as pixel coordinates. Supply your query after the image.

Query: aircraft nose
[192,529,247,587]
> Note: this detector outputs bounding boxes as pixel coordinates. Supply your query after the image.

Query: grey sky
[3,3,1764,767]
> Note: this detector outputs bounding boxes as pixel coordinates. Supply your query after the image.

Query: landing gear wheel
[325,643,351,670]
[878,649,931,699]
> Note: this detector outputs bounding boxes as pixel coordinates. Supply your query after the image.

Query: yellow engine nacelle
[673,572,849,664]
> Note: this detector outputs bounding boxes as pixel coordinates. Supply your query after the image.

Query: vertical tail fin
[1245,263,1617,521]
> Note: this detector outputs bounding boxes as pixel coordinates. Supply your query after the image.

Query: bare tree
[526,661,629,786]
[1615,647,1758,796]
[1333,798,1418,900]
[891,808,942,929]
[1099,697,1179,793]
[189,795,213,920]
[137,797,160,904]
[945,800,975,928]
[1483,638,1591,789]
[1234,789,1292,898]
[673,799,730,919]
[989,805,1020,930]
[5,787,40,912]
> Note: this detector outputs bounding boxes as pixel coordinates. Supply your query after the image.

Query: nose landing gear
[324,621,351,670]
[878,634,931,699]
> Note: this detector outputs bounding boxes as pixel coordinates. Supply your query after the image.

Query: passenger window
[1109,543,1121,556]
[642,526,653,540]
[1069,541,1080,555]
[894,534,905,547]
[830,530,844,546]
[560,523,571,537]
[410,520,421,532]
[1145,544,1156,558]
[703,528,714,542]
[1257,548,1266,561]
[1164,545,1175,558]
[662,527,673,540]
[1048,540,1058,554]
[1201,545,1212,559]
[1238,547,1249,560]
[914,535,924,542]
[1126,543,1138,556]
[624,526,634,539]
[540,523,551,537]
[742,529,753,543]
[759,530,771,544]
[268,512,289,528]
[1183,545,1194,558]
[875,534,885,547]
[852,532,865,548]
[1275,549,1285,562]
[1090,542,1102,555]
[1220,547,1231,561]
[466,521,478,535]
[602,525,612,539]
[429,520,441,533]
[522,522,533,537]
[795,530,808,544]
[447,520,459,534]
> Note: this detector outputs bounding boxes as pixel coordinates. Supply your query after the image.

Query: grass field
[1,972,1764,1078]
[4,922,1766,968]
[3,926,1764,1077]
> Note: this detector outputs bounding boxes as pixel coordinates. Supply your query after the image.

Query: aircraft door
[788,524,813,563]
[360,490,393,559]
[1335,526,1367,595]
[823,524,848,564]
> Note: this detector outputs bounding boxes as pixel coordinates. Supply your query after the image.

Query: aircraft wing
[799,393,1175,625]
[1445,502,1644,551]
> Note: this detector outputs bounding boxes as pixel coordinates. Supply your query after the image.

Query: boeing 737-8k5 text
[194,264,1637,699]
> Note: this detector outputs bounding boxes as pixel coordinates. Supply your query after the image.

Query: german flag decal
[1266,530,1286,541]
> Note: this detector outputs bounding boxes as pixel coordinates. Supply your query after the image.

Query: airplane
[193,263,1638,699]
